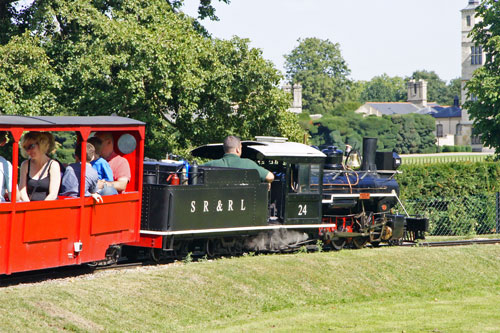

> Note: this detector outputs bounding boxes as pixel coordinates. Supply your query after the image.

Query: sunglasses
[23,143,38,151]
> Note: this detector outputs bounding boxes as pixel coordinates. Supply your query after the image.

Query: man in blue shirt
[203,136,274,184]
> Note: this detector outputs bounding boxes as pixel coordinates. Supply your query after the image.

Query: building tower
[407,79,427,108]
[458,0,483,149]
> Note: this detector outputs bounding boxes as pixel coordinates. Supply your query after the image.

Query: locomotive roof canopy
[192,141,326,163]
[0,115,145,127]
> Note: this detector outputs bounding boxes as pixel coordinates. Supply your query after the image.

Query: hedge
[396,161,500,200]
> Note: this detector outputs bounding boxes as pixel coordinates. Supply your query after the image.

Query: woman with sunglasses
[19,132,61,201]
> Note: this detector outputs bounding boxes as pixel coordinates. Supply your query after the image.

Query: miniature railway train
[0,116,428,275]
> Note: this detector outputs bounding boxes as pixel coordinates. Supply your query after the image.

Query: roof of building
[364,102,420,115]
[359,101,463,119]
[425,106,462,118]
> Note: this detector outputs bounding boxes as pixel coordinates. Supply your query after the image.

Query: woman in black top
[19,132,61,201]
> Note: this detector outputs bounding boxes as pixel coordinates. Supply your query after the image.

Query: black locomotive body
[132,138,428,257]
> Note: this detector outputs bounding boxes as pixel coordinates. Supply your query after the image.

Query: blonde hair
[21,131,55,158]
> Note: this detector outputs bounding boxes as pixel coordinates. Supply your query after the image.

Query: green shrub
[397,161,500,199]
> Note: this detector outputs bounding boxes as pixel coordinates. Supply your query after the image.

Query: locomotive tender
[0,116,427,275]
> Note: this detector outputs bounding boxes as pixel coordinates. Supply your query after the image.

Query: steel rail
[401,238,500,247]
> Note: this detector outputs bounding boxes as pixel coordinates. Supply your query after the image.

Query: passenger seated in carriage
[59,142,103,203]
[19,132,61,201]
[88,136,114,182]
[0,131,13,202]
[95,132,131,194]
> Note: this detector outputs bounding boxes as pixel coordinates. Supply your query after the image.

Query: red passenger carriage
[0,116,145,275]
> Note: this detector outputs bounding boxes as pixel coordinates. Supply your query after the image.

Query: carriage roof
[0,115,144,129]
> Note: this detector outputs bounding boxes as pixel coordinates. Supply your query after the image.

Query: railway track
[402,238,500,247]
[2,239,499,286]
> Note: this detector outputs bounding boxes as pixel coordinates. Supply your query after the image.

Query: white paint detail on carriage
[216,200,223,212]
[141,224,338,236]
[203,201,209,212]
[191,201,196,212]
[228,200,233,211]
[241,199,246,211]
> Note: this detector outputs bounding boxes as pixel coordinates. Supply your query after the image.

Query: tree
[359,74,406,103]
[0,0,303,159]
[284,37,351,114]
[306,110,435,154]
[0,33,61,115]
[465,0,500,152]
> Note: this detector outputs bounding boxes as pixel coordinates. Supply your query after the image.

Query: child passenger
[88,136,113,182]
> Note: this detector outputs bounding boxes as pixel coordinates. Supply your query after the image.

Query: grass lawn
[0,245,499,332]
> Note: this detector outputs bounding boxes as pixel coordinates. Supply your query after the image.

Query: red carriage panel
[23,207,78,243]
[0,116,145,275]
[90,193,139,235]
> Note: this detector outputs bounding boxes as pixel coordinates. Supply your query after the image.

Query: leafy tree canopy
[284,37,351,114]
[465,0,500,153]
[359,73,406,103]
[306,111,436,154]
[0,0,303,159]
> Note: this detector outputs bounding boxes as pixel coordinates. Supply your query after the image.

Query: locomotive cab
[246,143,326,226]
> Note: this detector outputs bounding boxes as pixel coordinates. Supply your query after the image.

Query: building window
[456,124,462,136]
[436,124,444,138]
[467,15,471,26]
[471,46,483,65]
[471,128,481,145]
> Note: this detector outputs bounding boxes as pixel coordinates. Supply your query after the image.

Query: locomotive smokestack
[361,137,377,171]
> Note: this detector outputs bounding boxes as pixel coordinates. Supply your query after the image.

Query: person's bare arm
[45,161,61,200]
[265,171,274,183]
[108,177,128,192]
[19,161,30,202]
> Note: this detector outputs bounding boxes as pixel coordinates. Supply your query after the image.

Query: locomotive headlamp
[392,152,402,170]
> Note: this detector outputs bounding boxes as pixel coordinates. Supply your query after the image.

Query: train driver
[203,136,274,184]
[94,132,131,193]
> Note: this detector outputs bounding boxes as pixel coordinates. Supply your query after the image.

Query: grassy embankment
[1,245,499,332]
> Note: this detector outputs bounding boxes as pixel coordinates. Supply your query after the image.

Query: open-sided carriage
[0,116,145,275]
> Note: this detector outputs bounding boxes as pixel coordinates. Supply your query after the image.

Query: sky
[182,0,469,83]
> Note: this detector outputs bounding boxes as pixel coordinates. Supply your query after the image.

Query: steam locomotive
[131,137,428,258]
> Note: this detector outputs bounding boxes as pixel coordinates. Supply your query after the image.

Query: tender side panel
[141,183,269,232]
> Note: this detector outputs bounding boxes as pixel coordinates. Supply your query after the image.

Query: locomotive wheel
[205,239,217,258]
[331,238,346,251]
[352,236,369,249]
[150,248,163,263]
